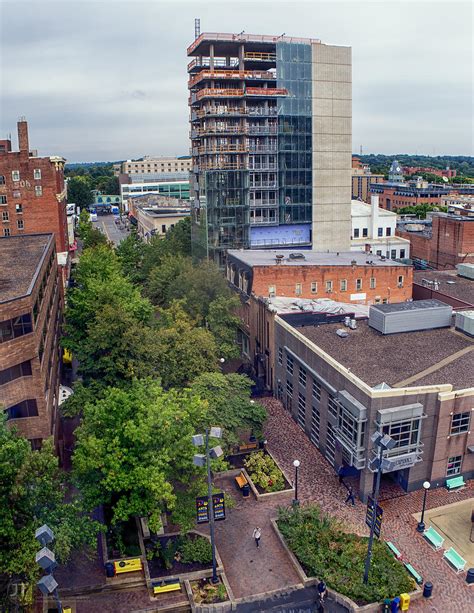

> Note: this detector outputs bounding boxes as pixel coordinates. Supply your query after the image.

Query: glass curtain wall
[276,42,312,226]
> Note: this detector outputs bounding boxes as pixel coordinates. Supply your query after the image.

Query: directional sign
[196,494,226,524]
[365,496,383,538]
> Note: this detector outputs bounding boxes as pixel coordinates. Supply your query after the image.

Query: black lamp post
[417,481,431,532]
[293,459,300,507]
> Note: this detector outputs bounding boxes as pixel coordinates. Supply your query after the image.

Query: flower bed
[243,450,287,494]
[190,577,228,605]
[277,505,415,606]
[145,533,213,579]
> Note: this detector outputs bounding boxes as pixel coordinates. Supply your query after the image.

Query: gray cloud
[1,0,472,161]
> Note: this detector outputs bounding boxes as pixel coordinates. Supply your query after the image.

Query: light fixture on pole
[363,432,396,585]
[192,426,223,584]
[416,481,431,533]
[292,460,300,507]
[35,525,63,612]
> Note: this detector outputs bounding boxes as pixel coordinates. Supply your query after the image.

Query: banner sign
[365,496,383,538]
[196,493,226,523]
[212,493,225,521]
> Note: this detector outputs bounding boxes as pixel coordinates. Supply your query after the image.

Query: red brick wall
[376,186,443,211]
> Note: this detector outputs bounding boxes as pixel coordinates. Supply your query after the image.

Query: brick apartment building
[402,166,457,179]
[0,120,70,282]
[0,234,62,446]
[397,213,474,269]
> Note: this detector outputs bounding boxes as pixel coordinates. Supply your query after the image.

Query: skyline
[1,0,473,162]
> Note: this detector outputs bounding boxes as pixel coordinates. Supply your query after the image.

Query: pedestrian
[317,579,327,599]
[252,526,261,548]
[345,485,355,506]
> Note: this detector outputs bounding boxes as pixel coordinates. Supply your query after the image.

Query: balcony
[187,57,239,72]
[189,69,276,88]
[196,88,245,101]
[244,51,276,62]
[246,87,287,97]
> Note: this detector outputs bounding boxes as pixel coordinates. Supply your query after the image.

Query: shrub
[277,505,414,605]
[244,451,285,492]
[180,535,212,565]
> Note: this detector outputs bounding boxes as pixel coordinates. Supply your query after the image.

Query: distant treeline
[358,154,474,179]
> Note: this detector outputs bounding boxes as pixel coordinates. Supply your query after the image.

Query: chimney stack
[18,118,29,156]
[370,194,379,240]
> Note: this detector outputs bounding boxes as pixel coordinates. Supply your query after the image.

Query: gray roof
[227,249,409,268]
[370,299,450,313]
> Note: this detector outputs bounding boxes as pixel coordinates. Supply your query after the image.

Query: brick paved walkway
[261,397,474,613]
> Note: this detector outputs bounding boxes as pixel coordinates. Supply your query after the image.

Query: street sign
[196,494,226,524]
[365,496,383,538]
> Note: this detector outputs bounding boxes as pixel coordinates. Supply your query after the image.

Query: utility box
[400,593,410,610]
[455,310,474,338]
[369,300,452,335]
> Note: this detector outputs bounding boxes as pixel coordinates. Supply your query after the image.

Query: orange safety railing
[196,88,244,100]
[244,51,276,61]
[189,69,275,87]
[198,144,248,154]
[246,87,287,96]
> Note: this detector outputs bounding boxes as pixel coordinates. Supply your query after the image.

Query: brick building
[0,120,70,282]
[351,157,384,203]
[402,166,457,179]
[370,179,450,211]
[397,213,474,269]
[0,234,62,446]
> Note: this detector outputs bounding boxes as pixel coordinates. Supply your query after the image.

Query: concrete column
[209,44,214,70]
[359,468,374,502]
[239,44,244,70]
[370,195,379,240]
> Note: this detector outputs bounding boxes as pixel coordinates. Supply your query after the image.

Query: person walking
[316,580,327,613]
[253,526,261,548]
[345,485,356,506]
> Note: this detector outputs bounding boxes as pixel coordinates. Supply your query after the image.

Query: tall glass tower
[188,33,352,264]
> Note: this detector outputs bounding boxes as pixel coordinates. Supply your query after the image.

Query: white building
[121,179,190,211]
[351,196,410,260]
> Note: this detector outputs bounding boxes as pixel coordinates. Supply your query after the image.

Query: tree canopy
[67,175,94,209]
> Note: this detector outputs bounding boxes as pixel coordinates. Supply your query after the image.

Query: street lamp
[417,481,431,532]
[363,432,396,585]
[35,525,63,612]
[293,460,300,507]
[192,426,223,584]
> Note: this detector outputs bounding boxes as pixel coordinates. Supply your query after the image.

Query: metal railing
[198,144,248,154]
[189,69,276,87]
[246,87,287,96]
[250,199,278,207]
[187,32,320,55]
[196,88,245,101]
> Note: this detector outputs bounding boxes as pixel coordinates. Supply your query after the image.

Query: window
[286,380,293,399]
[328,394,339,418]
[295,283,302,296]
[400,249,406,259]
[0,313,33,343]
[310,405,320,446]
[6,399,39,419]
[299,367,307,386]
[310,282,317,294]
[362,228,368,238]
[326,423,336,466]
[446,455,462,477]
[370,277,376,289]
[340,279,347,292]
[398,275,404,287]
[286,354,294,376]
[376,250,382,256]
[297,392,306,429]
[161,224,166,233]
[0,195,6,204]
[353,228,360,238]
[278,347,283,365]
[0,175,4,185]
[3,228,10,237]
[33,169,41,180]
[17,219,24,230]
[382,418,421,455]
[391,249,397,259]
[35,186,42,197]
[450,412,470,435]
[378,227,383,237]
[326,280,333,293]
[356,278,363,290]
[2,211,9,221]
[15,204,22,213]
[386,227,392,236]
[312,380,321,402]
[268,285,276,296]
[12,170,20,181]
[0,360,32,385]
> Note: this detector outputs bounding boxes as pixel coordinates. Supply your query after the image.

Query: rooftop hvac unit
[336,329,349,338]
[455,310,474,337]
[349,319,357,330]
[369,300,453,335]
[344,316,351,327]
[457,263,474,280]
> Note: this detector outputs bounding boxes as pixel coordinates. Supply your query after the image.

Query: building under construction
[187,31,353,263]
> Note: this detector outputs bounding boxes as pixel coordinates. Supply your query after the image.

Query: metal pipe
[206,429,218,583]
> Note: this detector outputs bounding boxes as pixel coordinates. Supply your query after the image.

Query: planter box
[185,573,235,613]
[242,449,294,503]
[270,519,422,612]
[100,518,146,588]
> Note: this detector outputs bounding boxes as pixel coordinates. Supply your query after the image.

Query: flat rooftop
[188,32,322,56]
[413,269,474,306]
[228,249,409,268]
[295,319,474,390]
[0,234,53,303]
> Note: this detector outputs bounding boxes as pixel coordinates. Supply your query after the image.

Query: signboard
[365,496,383,538]
[383,453,418,472]
[196,494,226,524]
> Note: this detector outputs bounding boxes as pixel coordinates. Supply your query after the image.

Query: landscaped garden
[243,450,289,493]
[105,514,141,559]
[145,533,213,578]
[190,577,228,605]
[277,505,415,605]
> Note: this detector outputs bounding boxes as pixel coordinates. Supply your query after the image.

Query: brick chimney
[17,118,29,156]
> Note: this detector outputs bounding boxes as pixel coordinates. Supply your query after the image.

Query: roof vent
[336,329,349,338]
[351,259,357,266]
[275,254,285,264]
[289,253,305,260]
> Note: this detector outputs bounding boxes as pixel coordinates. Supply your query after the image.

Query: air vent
[289,253,305,260]
[275,254,285,265]
[336,329,349,338]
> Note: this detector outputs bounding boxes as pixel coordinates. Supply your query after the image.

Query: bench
[446,476,465,491]
[423,526,444,551]
[113,558,143,574]
[404,563,423,585]
[386,541,402,560]
[443,547,466,573]
[235,472,248,489]
[236,442,259,453]
[152,578,180,595]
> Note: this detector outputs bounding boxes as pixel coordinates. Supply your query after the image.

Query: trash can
[423,582,433,598]
[381,598,391,612]
[242,483,250,497]
[399,593,410,611]
[466,569,474,584]
[390,596,400,612]
[105,562,115,577]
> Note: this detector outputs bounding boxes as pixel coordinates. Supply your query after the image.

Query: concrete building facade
[115,156,192,177]
[0,234,62,446]
[187,32,352,263]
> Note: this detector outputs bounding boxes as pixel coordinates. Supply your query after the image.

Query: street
[97,213,129,246]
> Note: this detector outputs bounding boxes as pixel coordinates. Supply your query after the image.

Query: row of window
[353,227,392,239]
[2,212,24,226]
[0,313,33,343]
[0,169,42,183]
[5,398,38,420]
[271,276,404,298]
[0,360,32,386]
[33,251,56,323]
[0,186,42,205]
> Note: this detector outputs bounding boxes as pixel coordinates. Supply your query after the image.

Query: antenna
[360,145,363,155]
[194,18,200,40]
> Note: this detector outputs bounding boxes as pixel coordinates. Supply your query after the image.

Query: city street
[97,213,129,246]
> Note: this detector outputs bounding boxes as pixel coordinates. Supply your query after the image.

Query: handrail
[196,88,245,100]
[246,87,288,96]
[189,69,276,87]
[187,32,321,55]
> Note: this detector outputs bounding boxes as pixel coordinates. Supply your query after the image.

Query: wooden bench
[236,442,259,453]
[113,558,143,574]
[404,563,423,585]
[443,547,466,573]
[423,526,444,551]
[446,476,465,491]
[235,472,248,489]
[386,541,402,560]
[152,578,180,595]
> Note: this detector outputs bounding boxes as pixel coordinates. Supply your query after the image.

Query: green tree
[115,230,147,284]
[191,372,266,449]
[67,175,94,209]
[0,420,99,594]
[77,209,108,249]
[72,380,207,531]
[145,254,193,306]
[164,217,192,257]
[207,295,240,360]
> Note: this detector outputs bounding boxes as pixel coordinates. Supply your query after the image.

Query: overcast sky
[1,0,472,162]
